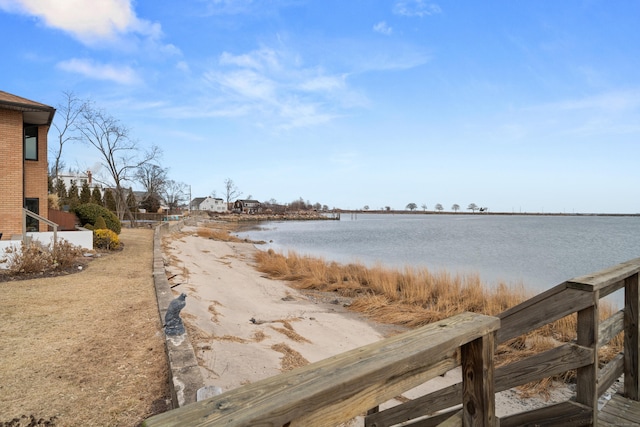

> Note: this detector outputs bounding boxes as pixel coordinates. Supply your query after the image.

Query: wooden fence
[47,209,77,231]
[144,257,640,426]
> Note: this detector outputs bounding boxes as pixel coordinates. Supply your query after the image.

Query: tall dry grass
[197,226,246,242]
[254,249,530,325]
[253,248,623,392]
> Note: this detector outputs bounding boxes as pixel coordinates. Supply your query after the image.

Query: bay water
[237,213,640,307]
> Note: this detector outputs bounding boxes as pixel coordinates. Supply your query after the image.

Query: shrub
[94,215,107,230]
[83,223,94,230]
[5,241,50,274]
[52,239,84,269]
[3,239,83,274]
[74,203,121,234]
[94,229,121,250]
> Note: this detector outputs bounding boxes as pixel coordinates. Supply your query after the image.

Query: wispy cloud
[202,0,298,16]
[373,21,393,35]
[544,90,640,112]
[531,89,640,113]
[56,58,141,85]
[486,89,640,141]
[198,46,365,129]
[393,0,442,17]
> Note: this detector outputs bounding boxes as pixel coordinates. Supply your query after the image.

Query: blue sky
[2,0,639,213]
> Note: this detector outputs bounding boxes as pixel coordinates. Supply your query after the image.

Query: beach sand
[162,225,574,424]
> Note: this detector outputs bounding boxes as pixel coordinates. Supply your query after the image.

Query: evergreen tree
[105,189,117,212]
[67,180,80,209]
[91,187,103,205]
[55,179,67,201]
[80,181,92,204]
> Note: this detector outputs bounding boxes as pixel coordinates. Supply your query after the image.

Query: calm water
[237,214,640,306]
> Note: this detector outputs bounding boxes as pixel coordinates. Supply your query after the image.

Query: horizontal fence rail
[366,257,640,427]
[145,257,640,427]
[143,312,500,427]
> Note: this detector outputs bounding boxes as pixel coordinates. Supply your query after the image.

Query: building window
[24,125,38,160]
[25,198,39,231]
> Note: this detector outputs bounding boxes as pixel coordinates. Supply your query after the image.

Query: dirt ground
[0,228,170,427]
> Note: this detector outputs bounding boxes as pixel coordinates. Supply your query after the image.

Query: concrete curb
[153,221,204,408]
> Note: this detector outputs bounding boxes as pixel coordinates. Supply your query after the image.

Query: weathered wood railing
[143,312,500,426]
[365,257,640,427]
[144,257,640,426]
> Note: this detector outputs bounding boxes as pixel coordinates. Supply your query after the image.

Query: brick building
[0,90,56,239]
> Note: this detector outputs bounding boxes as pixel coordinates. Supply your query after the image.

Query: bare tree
[136,163,167,197]
[421,203,428,211]
[452,204,460,212]
[223,178,242,206]
[161,180,187,213]
[50,91,87,178]
[467,203,479,213]
[135,163,167,212]
[435,203,444,212]
[78,103,161,222]
[406,202,418,211]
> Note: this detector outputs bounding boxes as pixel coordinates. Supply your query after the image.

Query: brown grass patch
[214,335,249,343]
[253,330,268,342]
[271,343,309,371]
[269,320,311,343]
[0,228,170,426]
[208,301,222,323]
[196,226,245,242]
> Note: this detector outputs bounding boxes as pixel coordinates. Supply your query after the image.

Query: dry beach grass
[0,229,170,427]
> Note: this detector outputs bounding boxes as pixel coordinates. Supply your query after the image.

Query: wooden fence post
[625,272,639,400]
[461,332,496,426]
[576,289,599,425]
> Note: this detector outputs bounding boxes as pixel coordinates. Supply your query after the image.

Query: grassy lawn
[0,228,170,427]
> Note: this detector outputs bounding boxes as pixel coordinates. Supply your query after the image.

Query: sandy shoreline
[162,225,574,423]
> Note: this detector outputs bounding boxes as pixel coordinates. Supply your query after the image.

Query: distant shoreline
[338,210,640,217]
[201,210,640,225]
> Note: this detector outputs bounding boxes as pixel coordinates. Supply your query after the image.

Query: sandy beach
[161,225,575,423]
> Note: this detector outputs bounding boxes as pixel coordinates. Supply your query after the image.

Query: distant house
[191,197,227,213]
[233,199,261,214]
[55,170,105,209]
[0,90,55,238]
[56,170,102,193]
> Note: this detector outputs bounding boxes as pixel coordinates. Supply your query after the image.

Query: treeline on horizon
[339,209,639,217]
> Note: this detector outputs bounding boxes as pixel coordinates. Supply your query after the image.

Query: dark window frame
[24,197,39,231]
[24,125,38,161]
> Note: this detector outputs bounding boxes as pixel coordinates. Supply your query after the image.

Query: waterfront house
[0,90,55,239]
[191,196,227,213]
[233,199,261,214]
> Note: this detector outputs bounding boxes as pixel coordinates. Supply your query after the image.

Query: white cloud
[220,48,281,72]
[373,21,393,36]
[0,0,163,45]
[298,75,346,92]
[56,58,141,85]
[393,0,442,17]
[176,61,191,73]
[198,46,364,129]
[206,69,277,100]
[203,0,254,15]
